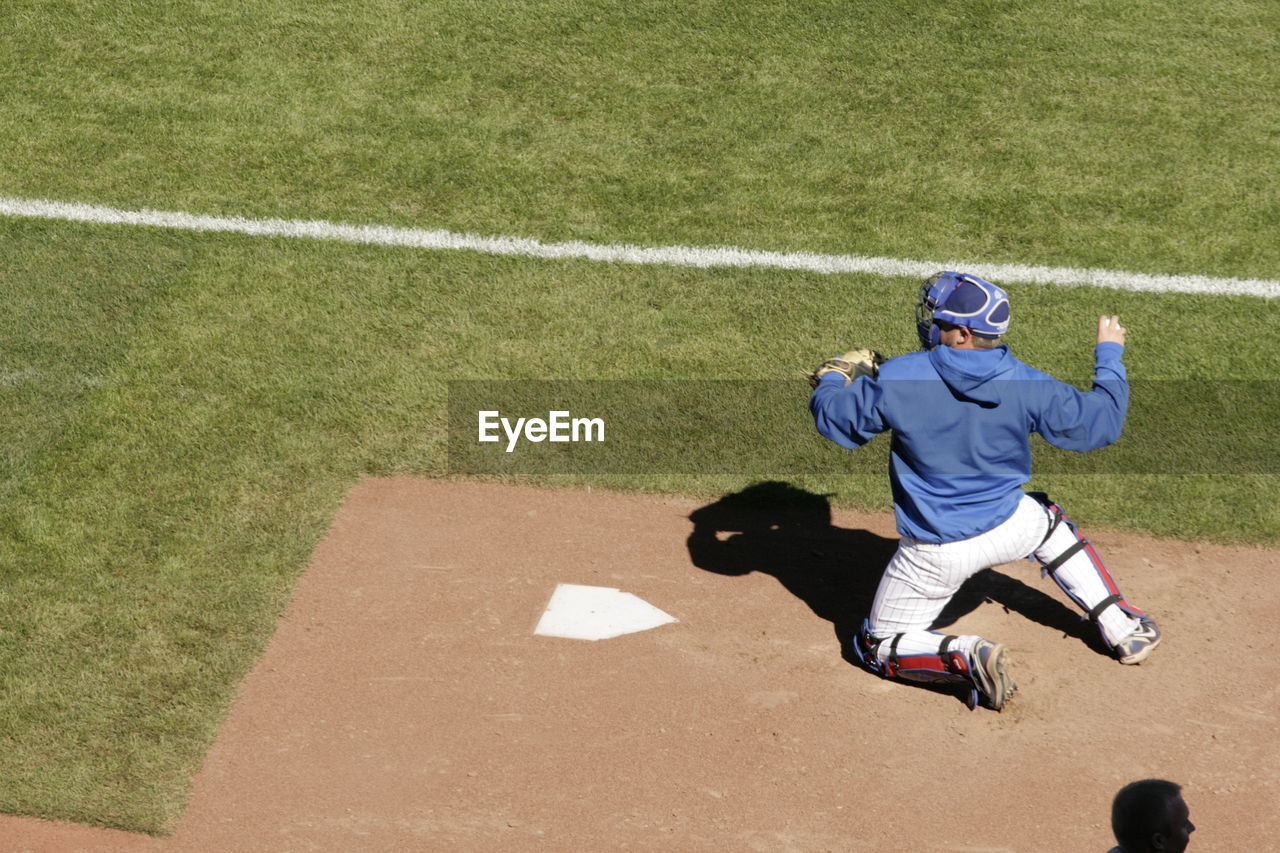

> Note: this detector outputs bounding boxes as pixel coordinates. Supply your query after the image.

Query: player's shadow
[685,481,1108,672]
[686,481,890,663]
[938,569,1109,656]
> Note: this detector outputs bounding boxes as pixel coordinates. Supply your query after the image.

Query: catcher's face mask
[916,271,1011,349]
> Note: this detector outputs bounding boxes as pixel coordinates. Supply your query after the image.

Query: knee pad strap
[1087,593,1125,623]
[1027,490,1066,549]
[1041,539,1089,578]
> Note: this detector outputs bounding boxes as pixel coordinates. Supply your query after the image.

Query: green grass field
[1,0,1278,833]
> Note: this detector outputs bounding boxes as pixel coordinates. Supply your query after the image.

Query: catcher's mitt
[805,348,885,388]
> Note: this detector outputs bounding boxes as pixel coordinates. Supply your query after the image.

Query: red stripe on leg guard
[1082,542,1146,617]
[894,653,969,677]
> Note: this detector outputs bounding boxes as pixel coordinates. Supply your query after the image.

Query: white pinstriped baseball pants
[867,493,1142,662]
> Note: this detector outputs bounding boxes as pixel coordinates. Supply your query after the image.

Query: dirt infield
[4,478,1278,852]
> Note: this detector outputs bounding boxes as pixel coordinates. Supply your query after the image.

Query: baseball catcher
[807,271,1159,711]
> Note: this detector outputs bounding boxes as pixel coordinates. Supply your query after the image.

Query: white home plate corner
[534,583,678,641]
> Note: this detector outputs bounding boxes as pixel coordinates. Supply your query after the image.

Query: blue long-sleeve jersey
[810,342,1128,543]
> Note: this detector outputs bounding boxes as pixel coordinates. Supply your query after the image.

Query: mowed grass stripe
[3,196,1277,300]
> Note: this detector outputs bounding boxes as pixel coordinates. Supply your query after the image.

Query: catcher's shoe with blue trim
[970,640,1016,711]
[1114,618,1162,665]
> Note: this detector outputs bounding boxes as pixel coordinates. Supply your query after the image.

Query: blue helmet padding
[947,279,992,314]
[916,271,1010,349]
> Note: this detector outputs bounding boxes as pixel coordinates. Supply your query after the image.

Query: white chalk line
[2,195,1276,299]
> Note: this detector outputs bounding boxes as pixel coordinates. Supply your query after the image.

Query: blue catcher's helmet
[915,271,1011,350]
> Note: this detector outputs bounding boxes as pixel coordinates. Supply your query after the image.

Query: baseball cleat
[970,640,1016,711]
[1114,618,1162,665]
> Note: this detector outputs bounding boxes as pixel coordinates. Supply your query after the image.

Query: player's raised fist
[1097,315,1127,346]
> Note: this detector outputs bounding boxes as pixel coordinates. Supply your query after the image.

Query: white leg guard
[862,626,985,682]
[1029,493,1143,648]
[854,622,992,709]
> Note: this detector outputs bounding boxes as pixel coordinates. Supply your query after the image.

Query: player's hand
[1097,315,1126,346]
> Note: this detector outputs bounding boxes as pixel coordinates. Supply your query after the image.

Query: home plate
[534,583,678,641]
